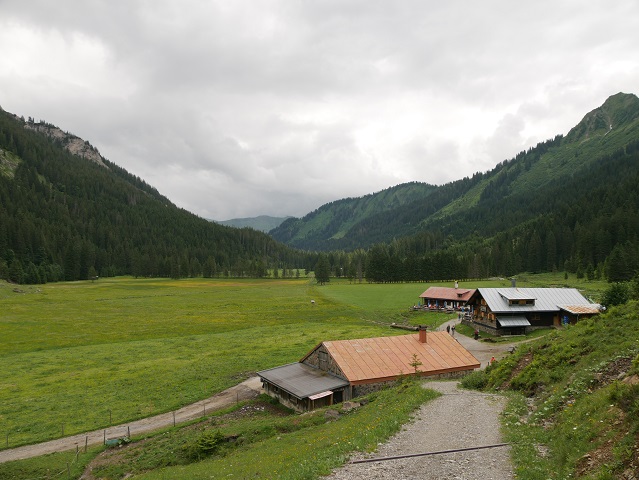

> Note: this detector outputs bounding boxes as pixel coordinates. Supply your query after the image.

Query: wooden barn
[257,329,480,412]
[466,287,601,336]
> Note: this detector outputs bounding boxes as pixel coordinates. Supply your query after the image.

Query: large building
[257,329,480,412]
[466,287,601,335]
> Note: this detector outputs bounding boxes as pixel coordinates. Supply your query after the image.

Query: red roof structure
[419,286,475,304]
[301,330,480,385]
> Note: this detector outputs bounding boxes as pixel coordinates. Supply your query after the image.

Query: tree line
[2,107,638,286]
[0,111,316,284]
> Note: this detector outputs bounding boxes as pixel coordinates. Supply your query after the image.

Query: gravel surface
[326,380,513,480]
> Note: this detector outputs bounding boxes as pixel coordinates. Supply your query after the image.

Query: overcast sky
[1,1,638,220]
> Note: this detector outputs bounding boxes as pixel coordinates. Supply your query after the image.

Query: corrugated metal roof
[419,286,475,302]
[497,316,531,327]
[257,363,349,399]
[319,332,480,385]
[479,288,594,313]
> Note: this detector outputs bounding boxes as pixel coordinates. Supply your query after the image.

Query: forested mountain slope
[269,93,639,283]
[274,93,639,252]
[0,110,309,283]
[270,181,439,250]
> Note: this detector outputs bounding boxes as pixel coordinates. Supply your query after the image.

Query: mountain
[270,182,439,250]
[3,92,639,285]
[271,93,639,258]
[215,215,292,233]
[0,110,311,283]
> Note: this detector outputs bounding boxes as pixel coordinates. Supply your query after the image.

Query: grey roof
[257,363,349,400]
[497,316,531,327]
[478,288,593,314]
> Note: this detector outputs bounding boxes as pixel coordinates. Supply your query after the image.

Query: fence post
[103,430,106,445]
[85,435,88,453]
[5,433,8,448]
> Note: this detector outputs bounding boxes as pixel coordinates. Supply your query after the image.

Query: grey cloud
[2,0,639,219]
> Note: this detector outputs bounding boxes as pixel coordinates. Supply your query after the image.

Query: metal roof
[257,363,349,400]
[497,316,531,327]
[496,289,536,301]
[478,288,594,314]
[314,331,480,385]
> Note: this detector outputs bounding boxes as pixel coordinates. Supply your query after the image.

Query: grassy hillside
[464,301,639,478]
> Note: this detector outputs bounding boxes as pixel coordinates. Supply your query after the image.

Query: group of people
[445,324,456,336]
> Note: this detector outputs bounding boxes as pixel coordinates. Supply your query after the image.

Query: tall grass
[483,301,639,478]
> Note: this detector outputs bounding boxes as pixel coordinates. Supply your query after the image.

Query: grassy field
[0,273,615,478]
[0,273,609,449]
[1,276,441,449]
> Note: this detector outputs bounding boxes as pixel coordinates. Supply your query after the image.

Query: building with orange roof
[419,283,476,311]
[257,328,480,412]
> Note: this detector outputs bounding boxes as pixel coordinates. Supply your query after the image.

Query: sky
[1,1,639,221]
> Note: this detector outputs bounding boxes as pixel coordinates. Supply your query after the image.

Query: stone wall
[303,344,347,379]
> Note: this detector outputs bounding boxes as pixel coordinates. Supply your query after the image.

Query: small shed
[257,362,350,411]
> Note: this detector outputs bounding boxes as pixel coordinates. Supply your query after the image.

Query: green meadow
[0,276,419,448]
[0,273,607,450]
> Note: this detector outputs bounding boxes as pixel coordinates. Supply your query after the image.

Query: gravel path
[327,319,517,479]
[327,380,513,479]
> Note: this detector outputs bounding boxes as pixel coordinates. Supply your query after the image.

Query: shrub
[184,430,226,460]
[460,370,488,390]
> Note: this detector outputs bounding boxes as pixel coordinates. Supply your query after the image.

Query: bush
[184,430,226,460]
[460,370,489,390]
[601,282,630,307]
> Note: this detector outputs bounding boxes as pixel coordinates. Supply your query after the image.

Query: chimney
[454,280,458,289]
[511,277,516,288]
[418,325,427,343]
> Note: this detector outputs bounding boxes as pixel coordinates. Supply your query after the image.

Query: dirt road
[0,320,517,465]
[0,377,262,464]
